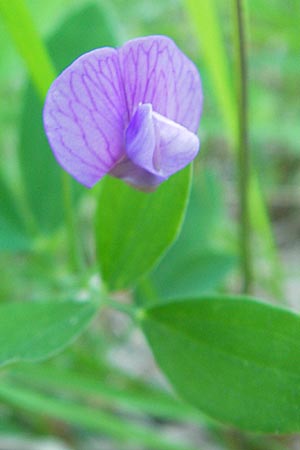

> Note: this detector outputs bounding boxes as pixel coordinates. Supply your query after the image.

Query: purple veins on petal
[43,48,127,188]
[43,35,203,190]
[118,36,203,132]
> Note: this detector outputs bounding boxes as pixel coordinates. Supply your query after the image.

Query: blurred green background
[0,0,299,449]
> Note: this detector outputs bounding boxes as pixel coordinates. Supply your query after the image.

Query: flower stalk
[233,0,252,293]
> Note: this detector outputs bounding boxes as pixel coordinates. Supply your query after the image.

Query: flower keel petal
[152,110,200,177]
[109,158,166,191]
[125,104,200,180]
[125,103,156,173]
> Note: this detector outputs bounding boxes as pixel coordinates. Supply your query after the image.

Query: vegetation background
[0,0,299,449]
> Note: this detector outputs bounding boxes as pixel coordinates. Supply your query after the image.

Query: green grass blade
[10,364,204,424]
[186,0,237,137]
[0,0,55,98]
[0,380,199,450]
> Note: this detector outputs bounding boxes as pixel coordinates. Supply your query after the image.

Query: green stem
[62,172,82,271]
[186,0,283,299]
[138,276,160,304]
[234,0,252,293]
[104,298,137,319]
[0,0,81,271]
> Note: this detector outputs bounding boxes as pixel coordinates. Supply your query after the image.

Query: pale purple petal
[43,48,128,188]
[43,36,203,190]
[118,35,203,133]
[125,103,156,171]
[125,103,199,178]
[109,102,166,189]
[109,157,166,190]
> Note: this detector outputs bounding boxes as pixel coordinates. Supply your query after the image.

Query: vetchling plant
[0,1,299,449]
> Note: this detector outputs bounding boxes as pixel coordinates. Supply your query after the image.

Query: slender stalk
[234,0,252,293]
[0,0,81,271]
[186,0,283,299]
[62,172,82,271]
[104,298,137,319]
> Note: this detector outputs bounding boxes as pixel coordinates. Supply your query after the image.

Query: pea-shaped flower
[43,36,203,190]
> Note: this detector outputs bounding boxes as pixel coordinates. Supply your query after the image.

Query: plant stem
[186,0,283,299]
[0,0,81,272]
[104,298,137,320]
[62,172,82,272]
[234,0,252,293]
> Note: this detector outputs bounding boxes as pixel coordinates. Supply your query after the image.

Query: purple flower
[43,35,203,190]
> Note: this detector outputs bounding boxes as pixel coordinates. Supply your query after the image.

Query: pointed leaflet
[95,166,192,291]
[0,301,96,367]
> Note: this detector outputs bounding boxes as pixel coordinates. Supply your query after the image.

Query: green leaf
[136,173,236,303]
[141,296,300,432]
[141,252,236,301]
[0,300,96,367]
[0,176,30,251]
[159,171,223,257]
[18,4,118,232]
[95,166,192,291]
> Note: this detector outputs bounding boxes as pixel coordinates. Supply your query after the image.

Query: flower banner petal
[118,35,203,133]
